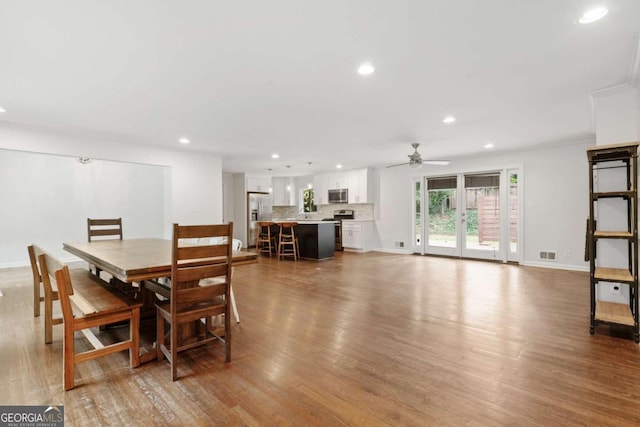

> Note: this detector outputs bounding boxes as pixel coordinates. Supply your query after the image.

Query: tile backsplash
[272,204,374,220]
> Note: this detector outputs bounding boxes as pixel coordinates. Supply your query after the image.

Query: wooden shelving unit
[587,142,639,342]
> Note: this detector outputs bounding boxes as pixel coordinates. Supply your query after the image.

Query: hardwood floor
[2,251,640,426]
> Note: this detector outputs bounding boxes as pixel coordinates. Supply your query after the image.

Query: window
[303,189,316,212]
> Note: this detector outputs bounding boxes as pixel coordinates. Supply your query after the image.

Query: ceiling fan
[386,143,450,169]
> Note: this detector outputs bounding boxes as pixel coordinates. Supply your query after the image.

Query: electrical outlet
[610,284,622,295]
[564,249,571,257]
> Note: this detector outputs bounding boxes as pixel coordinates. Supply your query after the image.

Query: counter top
[341,219,375,222]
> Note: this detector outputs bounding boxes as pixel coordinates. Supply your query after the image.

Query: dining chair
[29,244,45,318]
[87,218,123,280]
[28,245,62,343]
[155,222,234,381]
[87,218,123,242]
[39,249,141,390]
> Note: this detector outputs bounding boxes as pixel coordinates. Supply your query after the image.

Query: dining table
[63,238,258,283]
[63,238,258,363]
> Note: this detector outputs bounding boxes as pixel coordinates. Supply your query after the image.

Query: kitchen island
[272,220,335,260]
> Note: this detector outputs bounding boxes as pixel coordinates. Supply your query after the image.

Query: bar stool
[256,221,275,256]
[277,222,299,261]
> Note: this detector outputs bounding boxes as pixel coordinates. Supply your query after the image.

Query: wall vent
[539,250,557,261]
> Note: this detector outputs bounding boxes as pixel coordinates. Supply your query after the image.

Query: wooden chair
[39,250,141,390]
[29,244,106,344]
[256,221,275,256]
[28,245,62,343]
[155,222,234,381]
[277,222,299,260]
[29,244,46,318]
[87,218,123,280]
[87,218,123,242]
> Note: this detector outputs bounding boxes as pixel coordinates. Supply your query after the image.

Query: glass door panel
[508,170,519,261]
[462,173,501,260]
[414,180,422,250]
[426,176,458,256]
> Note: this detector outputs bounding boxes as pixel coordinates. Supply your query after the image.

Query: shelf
[587,142,639,162]
[594,267,633,283]
[588,141,639,341]
[592,191,636,199]
[595,301,635,326]
[594,231,634,239]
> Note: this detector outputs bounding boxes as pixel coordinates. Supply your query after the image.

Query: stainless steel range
[323,209,354,251]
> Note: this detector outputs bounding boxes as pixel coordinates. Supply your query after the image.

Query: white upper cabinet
[327,172,348,190]
[272,177,296,206]
[313,168,373,205]
[313,174,328,205]
[348,168,373,203]
[246,175,272,193]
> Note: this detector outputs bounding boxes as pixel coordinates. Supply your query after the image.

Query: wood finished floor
[2,251,640,426]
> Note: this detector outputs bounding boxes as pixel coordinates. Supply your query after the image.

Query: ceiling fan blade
[423,160,451,166]
[386,162,409,168]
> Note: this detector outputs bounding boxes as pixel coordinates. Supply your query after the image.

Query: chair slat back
[171,222,234,313]
[87,218,123,242]
[28,245,43,292]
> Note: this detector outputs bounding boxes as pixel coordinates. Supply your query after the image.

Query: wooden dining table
[63,238,258,283]
[63,238,258,363]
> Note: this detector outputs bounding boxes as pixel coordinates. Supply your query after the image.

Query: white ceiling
[0,1,639,176]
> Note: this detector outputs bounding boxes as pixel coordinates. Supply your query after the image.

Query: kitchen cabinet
[348,168,373,203]
[313,168,373,204]
[246,176,271,193]
[587,142,639,342]
[313,174,328,205]
[272,177,296,206]
[327,172,348,190]
[342,220,374,252]
[295,222,335,259]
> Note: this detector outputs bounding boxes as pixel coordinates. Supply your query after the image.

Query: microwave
[328,188,348,204]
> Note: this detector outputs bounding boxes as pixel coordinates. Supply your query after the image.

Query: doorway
[414,168,521,262]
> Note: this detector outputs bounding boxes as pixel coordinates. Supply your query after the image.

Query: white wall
[222,172,235,224]
[594,84,640,145]
[375,140,591,270]
[0,122,224,266]
[232,173,247,246]
[0,149,168,265]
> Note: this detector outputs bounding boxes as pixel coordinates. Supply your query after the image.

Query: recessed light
[271,154,280,159]
[443,116,456,124]
[357,63,375,75]
[484,143,494,149]
[179,137,190,144]
[336,164,343,169]
[0,107,6,113]
[579,7,608,24]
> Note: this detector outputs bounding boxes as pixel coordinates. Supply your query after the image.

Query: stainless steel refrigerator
[247,192,273,247]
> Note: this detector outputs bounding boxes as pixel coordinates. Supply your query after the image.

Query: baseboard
[374,248,413,255]
[521,261,589,272]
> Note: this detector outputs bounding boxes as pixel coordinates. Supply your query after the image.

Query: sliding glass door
[416,168,521,262]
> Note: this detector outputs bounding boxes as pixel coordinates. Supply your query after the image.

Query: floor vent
[540,250,557,261]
